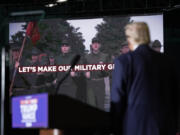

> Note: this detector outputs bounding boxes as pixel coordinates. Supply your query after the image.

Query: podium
[12,93,111,130]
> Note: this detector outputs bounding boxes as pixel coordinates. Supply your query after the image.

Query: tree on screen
[10,19,85,59]
[95,17,131,57]
[11,31,24,44]
[37,19,85,56]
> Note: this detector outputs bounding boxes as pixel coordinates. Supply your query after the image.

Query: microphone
[70,54,81,69]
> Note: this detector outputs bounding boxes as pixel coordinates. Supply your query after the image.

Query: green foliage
[95,16,131,56]
[10,17,131,59]
[11,31,25,44]
[36,19,85,56]
[10,19,85,59]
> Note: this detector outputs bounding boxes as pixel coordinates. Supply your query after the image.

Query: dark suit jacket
[111,45,178,135]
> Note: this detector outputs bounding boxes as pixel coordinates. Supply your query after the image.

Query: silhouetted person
[55,40,77,98]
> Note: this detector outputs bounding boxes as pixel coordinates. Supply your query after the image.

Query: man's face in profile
[61,45,70,54]
[91,43,100,52]
[126,37,136,51]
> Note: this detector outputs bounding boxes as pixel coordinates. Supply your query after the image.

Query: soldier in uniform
[85,38,109,110]
[34,55,56,94]
[48,53,55,65]
[10,44,30,96]
[26,47,40,66]
[151,39,162,52]
[47,52,57,94]
[54,40,77,98]
[23,47,41,94]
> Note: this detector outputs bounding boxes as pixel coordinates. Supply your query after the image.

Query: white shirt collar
[133,44,139,50]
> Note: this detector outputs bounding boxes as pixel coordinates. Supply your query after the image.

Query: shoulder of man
[115,52,132,65]
[54,55,59,60]
[54,54,63,62]
[84,53,92,60]
[98,52,110,63]
[99,52,108,58]
[70,53,77,58]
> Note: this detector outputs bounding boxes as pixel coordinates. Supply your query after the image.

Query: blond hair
[125,22,151,45]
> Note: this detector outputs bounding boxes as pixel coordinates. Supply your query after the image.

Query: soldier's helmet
[61,39,70,47]
[152,40,162,48]
[121,41,128,48]
[48,52,54,59]
[31,47,41,56]
[92,37,100,44]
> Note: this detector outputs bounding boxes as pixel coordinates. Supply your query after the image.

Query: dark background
[164,8,180,131]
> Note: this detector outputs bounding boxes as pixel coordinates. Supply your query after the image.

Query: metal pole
[9,35,27,96]
[1,47,6,135]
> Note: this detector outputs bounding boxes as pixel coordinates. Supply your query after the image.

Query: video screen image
[9,14,163,112]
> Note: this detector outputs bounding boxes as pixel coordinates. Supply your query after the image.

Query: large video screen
[9,14,163,112]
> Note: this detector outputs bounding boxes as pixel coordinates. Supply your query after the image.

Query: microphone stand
[55,54,80,94]
[55,68,72,94]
